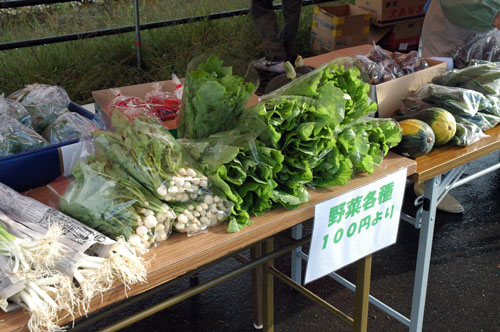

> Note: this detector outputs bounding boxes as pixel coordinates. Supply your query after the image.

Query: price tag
[304,167,407,284]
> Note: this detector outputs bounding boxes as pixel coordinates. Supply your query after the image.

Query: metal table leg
[409,177,440,332]
[291,224,303,283]
[251,242,264,329]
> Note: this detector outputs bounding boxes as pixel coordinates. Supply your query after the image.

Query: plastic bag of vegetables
[0,114,48,157]
[8,84,70,133]
[42,112,97,144]
[432,62,500,96]
[177,54,259,139]
[58,151,176,251]
[452,29,500,69]
[408,84,486,117]
[92,110,233,236]
[449,117,489,146]
[0,94,31,127]
[178,123,284,232]
[261,56,376,127]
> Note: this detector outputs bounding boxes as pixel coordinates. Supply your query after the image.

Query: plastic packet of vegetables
[367,44,404,78]
[178,124,282,232]
[0,114,48,157]
[353,54,394,84]
[94,111,214,204]
[393,51,428,75]
[0,182,147,289]
[177,54,259,139]
[0,95,31,127]
[412,84,486,117]
[42,112,97,144]
[431,62,500,95]
[106,88,158,122]
[452,29,500,68]
[449,116,489,146]
[144,80,182,122]
[8,83,71,133]
[261,57,376,126]
[57,154,176,251]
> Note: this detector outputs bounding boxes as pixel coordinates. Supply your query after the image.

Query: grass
[0,0,344,104]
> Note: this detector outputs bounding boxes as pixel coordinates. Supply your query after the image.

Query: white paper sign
[305,167,407,284]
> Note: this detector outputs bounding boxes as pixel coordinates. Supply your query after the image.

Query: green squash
[413,108,456,145]
[395,119,435,158]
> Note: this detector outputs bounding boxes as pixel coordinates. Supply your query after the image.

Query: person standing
[418,0,500,213]
[251,0,303,73]
[421,0,500,58]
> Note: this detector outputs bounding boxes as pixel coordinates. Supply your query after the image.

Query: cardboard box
[310,4,371,53]
[380,19,424,52]
[355,0,426,26]
[311,29,369,53]
[92,80,180,137]
[0,102,95,192]
[376,58,447,117]
[312,4,371,37]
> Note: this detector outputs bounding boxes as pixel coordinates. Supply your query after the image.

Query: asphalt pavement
[76,150,500,332]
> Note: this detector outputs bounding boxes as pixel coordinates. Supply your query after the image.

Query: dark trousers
[251,0,303,62]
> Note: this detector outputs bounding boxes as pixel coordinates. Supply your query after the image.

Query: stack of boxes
[310,0,428,54]
[310,4,371,53]
[355,0,428,52]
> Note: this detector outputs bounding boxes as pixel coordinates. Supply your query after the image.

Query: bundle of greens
[0,214,80,332]
[0,114,48,157]
[239,95,343,208]
[91,111,232,236]
[179,127,284,232]
[0,95,31,127]
[410,83,485,118]
[43,112,97,144]
[59,157,176,251]
[177,55,258,139]
[8,84,70,133]
[432,62,500,95]
[262,57,377,127]
[0,182,147,306]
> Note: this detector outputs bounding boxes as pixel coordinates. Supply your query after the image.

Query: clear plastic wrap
[366,44,405,79]
[107,89,157,122]
[144,76,183,122]
[450,116,489,146]
[353,54,387,84]
[431,62,500,95]
[0,114,48,156]
[393,51,429,75]
[410,84,485,117]
[453,29,500,69]
[177,54,259,139]
[92,110,233,236]
[0,95,31,127]
[178,124,283,232]
[58,153,176,251]
[8,84,70,133]
[42,112,97,144]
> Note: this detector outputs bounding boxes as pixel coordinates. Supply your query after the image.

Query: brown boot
[413,183,464,214]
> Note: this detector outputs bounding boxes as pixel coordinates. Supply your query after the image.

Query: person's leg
[414,183,464,213]
[251,0,286,61]
[279,0,303,62]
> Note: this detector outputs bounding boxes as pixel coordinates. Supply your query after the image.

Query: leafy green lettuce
[177,55,257,139]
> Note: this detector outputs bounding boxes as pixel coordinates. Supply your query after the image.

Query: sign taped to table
[305,167,407,284]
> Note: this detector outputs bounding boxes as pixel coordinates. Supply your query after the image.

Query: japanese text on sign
[304,168,407,284]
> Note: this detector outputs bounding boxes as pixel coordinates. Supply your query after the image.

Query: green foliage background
[0,1,348,104]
